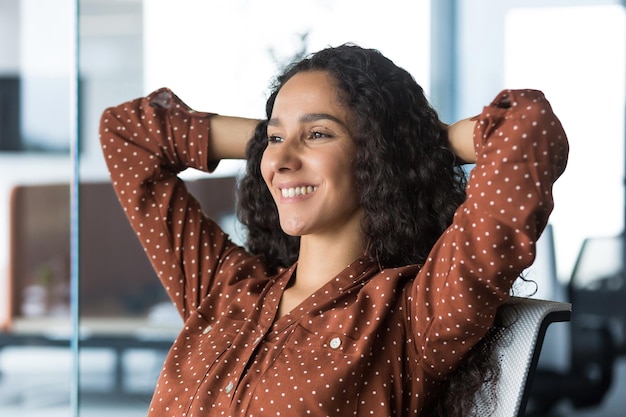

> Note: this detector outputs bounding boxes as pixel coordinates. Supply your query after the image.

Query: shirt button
[329,337,342,349]
[254,336,262,344]
[225,381,234,394]
[202,325,213,335]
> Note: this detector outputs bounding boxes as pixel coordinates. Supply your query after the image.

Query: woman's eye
[267,135,283,143]
[308,131,328,140]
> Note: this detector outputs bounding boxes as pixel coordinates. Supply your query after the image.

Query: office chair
[471,297,572,417]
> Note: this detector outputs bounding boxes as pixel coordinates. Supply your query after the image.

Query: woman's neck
[276,231,365,320]
[293,231,366,294]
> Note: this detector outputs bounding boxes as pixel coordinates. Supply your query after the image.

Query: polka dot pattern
[98,88,568,416]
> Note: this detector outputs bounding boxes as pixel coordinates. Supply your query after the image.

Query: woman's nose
[265,138,302,172]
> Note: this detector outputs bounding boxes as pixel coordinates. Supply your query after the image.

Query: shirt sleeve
[409,89,569,378]
[99,87,249,320]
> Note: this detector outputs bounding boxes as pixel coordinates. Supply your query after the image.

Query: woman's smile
[280,185,318,199]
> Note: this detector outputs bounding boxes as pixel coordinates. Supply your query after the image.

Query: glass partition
[0,0,74,415]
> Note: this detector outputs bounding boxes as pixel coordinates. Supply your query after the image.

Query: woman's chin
[279,220,308,237]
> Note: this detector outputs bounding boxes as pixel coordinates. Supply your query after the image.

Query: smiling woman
[99,44,568,416]
[261,70,364,317]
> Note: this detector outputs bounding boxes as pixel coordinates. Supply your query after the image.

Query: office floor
[0,347,625,416]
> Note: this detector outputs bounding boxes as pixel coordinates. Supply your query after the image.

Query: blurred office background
[0,0,625,415]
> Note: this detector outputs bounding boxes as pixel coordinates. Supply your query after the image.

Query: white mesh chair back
[472,297,571,417]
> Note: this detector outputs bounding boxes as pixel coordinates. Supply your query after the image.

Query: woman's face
[261,70,363,240]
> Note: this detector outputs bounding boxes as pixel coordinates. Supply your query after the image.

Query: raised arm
[148,87,258,162]
[99,87,260,319]
[208,115,259,160]
[410,89,568,379]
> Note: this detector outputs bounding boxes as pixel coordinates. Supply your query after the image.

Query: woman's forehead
[271,71,351,123]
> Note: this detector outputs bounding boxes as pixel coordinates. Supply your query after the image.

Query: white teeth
[281,186,317,198]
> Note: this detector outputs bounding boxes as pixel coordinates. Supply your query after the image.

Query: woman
[100,44,568,416]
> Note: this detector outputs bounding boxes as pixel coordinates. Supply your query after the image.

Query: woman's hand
[446,117,477,164]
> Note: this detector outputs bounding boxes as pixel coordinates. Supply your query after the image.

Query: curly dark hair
[237,43,466,271]
[236,43,501,417]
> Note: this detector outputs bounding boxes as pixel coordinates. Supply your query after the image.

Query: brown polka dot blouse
[99,88,568,416]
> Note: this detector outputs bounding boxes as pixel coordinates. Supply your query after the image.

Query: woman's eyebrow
[268,113,346,127]
[300,113,345,126]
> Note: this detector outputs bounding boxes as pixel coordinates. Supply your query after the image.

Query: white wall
[143,0,431,119]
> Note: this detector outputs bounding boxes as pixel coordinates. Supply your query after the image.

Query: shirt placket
[231,324,297,415]
[219,268,295,413]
